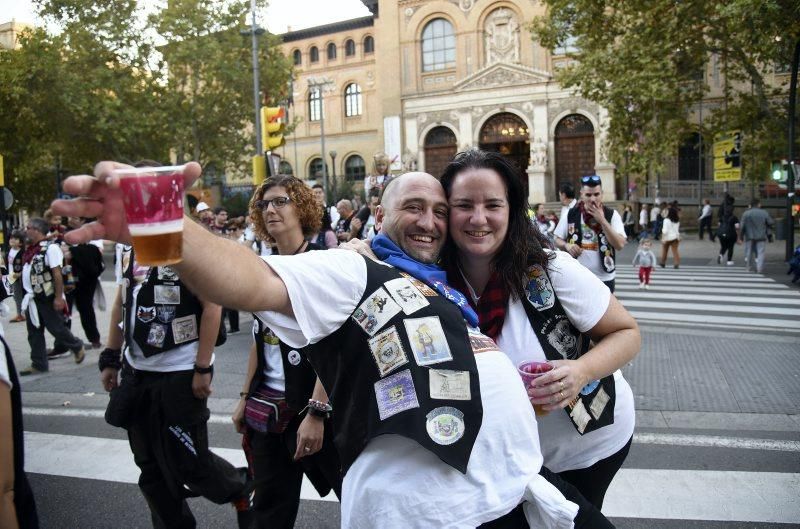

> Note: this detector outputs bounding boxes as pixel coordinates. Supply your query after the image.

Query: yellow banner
[713,131,742,182]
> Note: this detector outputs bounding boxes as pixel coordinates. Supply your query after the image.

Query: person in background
[334,199,356,242]
[309,184,337,249]
[64,217,104,349]
[739,198,774,274]
[717,195,740,266]
[557,182,577,223]
[649,202,661,240]
[195,202,214,227]
[44,209,66,243]
[659,208,681,269]
[638,203,649,238]
[621,204,634,239]
[633,238,657,289]
[210,207,229,236]
[6,231,26,323]
[698,198,713,241]
[351,187,381,241]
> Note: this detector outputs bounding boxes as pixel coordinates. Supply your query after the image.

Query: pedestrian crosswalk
[614,264,800,334]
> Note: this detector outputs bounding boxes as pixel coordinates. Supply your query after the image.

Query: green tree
[531,0,800,182]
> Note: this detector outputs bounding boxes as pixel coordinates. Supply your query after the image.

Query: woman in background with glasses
[232,176,341,527]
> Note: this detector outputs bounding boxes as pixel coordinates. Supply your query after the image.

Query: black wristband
[98,348,122,372]
[307,407,330,419]
[194,364,214,374]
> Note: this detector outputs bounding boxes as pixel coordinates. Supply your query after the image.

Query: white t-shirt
[638,209,648,228]
[22,243,64,294]
[0,344,11,390]
[495,252,635,472]
[558,199,577,226]
[255,250,560,528]
[650,207,661,222]
[554,209,626,282]
[122,256,209,372]
[252,319,285,392]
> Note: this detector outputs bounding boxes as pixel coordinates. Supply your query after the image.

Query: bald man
[54,165,577,528]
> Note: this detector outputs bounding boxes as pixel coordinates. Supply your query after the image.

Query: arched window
[421,18,455,72]
[345,155,366,181]
[308,89,322,122]
[344,83,362,117]
[345,39,356,57]
[309,46,319,63]
[292,49,301,66]
[327,42,337,60]
[309,157,327,179]
[278,160,293,176]
[364,35,374,54]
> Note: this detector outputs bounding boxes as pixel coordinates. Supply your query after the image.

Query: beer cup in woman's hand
[517,361,553,416]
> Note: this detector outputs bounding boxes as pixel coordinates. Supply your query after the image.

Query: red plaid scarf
[447,265,510,341]
[577,201,603,234]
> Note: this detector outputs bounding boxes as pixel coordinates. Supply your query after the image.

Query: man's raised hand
[50,161,202,245]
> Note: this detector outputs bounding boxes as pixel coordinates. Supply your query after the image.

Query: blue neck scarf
[371,234,479,328]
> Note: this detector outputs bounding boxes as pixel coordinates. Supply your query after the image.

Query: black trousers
[602,279,615,293]
[718,235,736,262]
[558,436,632,510]
[244,415,342,529]
[66,279,100,343]
[123,368,248,529]
[225,308,239,332]
[699,216,713,240]
[26,296,83,371]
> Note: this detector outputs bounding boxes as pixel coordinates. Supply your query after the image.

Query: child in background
[633,237,657,289]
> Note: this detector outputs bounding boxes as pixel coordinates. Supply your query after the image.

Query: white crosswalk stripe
[614,264,800,334]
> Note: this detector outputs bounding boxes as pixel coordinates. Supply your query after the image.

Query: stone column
[596,106,617,201]
[527,103,552,203]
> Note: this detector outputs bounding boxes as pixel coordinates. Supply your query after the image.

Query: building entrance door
[424,126,458,179]
[478,113,530,196]
[554,114,595,194]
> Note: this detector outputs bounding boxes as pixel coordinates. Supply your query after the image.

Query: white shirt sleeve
[609,210,627,240]
[254,249,367,348]
[46,244,64,268]
[0,347,11,390]
[547,252,611,332]
[554,212,568,240]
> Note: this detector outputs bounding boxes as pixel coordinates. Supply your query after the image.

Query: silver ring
[559,380,565,391]
[303,446,311,452]
[559,390,565,400]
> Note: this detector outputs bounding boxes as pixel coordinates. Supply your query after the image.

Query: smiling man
[54,165,577,528]
[554,175,627,292]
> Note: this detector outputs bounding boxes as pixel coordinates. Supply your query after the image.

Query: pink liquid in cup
[518,360,553,416]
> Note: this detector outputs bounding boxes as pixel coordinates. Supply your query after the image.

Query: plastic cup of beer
[518,360,553,416]
[113,165,186,266]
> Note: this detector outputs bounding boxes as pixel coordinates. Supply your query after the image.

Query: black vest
[521,262,616,435]
[303,257,484,475]
[123,248,204,357]
[566,206,616,273]
[29,242,55,298]
[10,248,23,274]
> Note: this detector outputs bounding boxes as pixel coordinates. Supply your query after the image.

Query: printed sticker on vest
[580,379,599,396]
[429,370,471,400]
[542,316,579,360]
[157,266,179,282]
[374,369,420,420]
[147,323,167,348]
[171,315,198,344]
[157,305,176,323]
[384,277,430,315]
[404,316,453,366]
[154,285,180,305]
[589,386,610,420]
[426,406,465,445]
[287,350,302,366]
[569,399,592,434]
[525,265,555,311]
[352,287,402,336]
[264,329,280,346]
[368,325,409,376]
[399,272,437,297]
[603,255,615,272]
[466,326,500,354]
[567,223,575,236]
[137,305,156,323]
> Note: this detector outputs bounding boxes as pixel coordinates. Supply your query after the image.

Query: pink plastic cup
[518,360,554,416]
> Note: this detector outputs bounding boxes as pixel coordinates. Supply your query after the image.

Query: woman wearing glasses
[232,176,341,527]
[440,150,639,513]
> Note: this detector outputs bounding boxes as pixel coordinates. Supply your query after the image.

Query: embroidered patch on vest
[580,379,600,396]
[137,305,156,323]
[384,277,430,315]
[264,329,280,346]
[287,350,302,366]
[374,369,420,420]
[567,223,576,236]
[569,399,592,434]
[525,265,555,311]
[369,326,409,376]
[154,285,180,305]
[352,287,402,336]
[399,272,437,297]
[404,316,453,366]
[603,255,615,272]
[589,386,610,420]
[426,406,465,445]
[541,316,580,360]
[146,323,167,348]
[466,326,500,354]
[157,266,179,282]
[171,315,198,344]
[429,370,471,400]
[157,305,176,323]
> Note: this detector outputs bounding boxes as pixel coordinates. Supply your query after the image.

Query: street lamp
[241,0,266,155]
[330,150,338,198]
[308,77,334,198]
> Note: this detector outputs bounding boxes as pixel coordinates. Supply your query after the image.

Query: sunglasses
[581,175,602,186]
[254,196,291,210]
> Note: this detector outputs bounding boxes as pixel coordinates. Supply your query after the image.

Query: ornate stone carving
[449,110,461,122]
[455,63,549,91]
[529,137,548,168]
[402,149,418,172]
[417,113,428,125]
[448,0,475,12]
[471,106,484,118]
[485,8,520,65]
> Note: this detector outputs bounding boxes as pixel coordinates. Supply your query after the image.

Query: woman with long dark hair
[232,176,341,527]
[439,149,640,512]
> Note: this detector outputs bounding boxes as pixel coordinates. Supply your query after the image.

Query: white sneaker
[726,261,735,266]
[645,284,650,290]
[639,282,645,289]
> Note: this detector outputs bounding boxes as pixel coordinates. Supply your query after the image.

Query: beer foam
[129,219,183,236]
